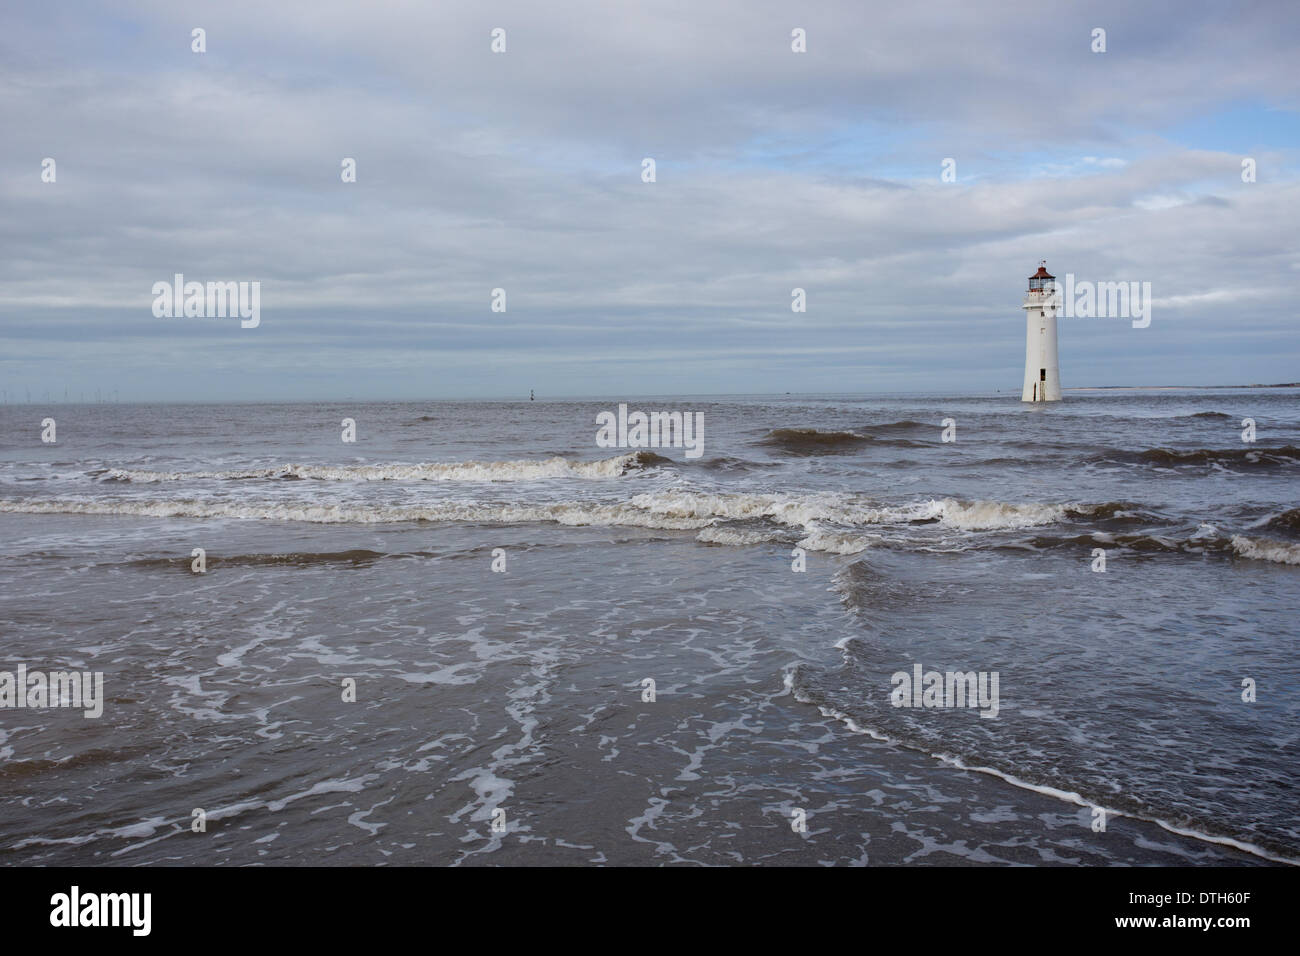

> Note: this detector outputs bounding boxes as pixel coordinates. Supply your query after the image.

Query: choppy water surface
[0,390,1296,865]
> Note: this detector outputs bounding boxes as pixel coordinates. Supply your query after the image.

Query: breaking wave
[935,499,1073,530]
[1230,534,1300,566]
[622,492,1083,532]
[795,530,876,554]
[0,495,715,530]
[98,451,667,484]
[0,491,1100,538]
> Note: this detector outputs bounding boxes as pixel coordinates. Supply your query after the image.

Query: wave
[757,426,934,455]
[1081,500,1164,525]
[988,521,1300,565]
[695,526,789,547]
[1092,446,1300,468]
[0,491,1100,540]
[1256,507,1300,535]
[999,530,1221,557]
[1188,411,1232,419]
[796,530,876,554]
[937,499,1075,530]
[626,490,876,527]
[758,428,873,454]
[1230,534,1300,566]
[0,495,718,530]
[863,419,930,433]
[624,492,1081,532]
[130,548,396,570]
[687,455,763,473]
[98,451,667,484]
[829,560,937,613]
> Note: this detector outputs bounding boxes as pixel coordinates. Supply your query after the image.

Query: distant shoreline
[1065,384,1300,391]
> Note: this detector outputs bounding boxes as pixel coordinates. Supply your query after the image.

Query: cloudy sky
[2,0,1297,401]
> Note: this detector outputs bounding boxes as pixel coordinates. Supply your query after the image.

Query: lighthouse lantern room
[1021,261,1062,402]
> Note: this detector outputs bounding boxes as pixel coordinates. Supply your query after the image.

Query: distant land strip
[1064,384,1300,391]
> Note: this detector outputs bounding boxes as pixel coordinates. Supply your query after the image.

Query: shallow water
[0,390,1296,864]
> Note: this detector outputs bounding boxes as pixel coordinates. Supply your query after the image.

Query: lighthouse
[1021,261,1062,402]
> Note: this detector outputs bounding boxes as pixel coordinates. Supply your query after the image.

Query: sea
[0,389,1296,866]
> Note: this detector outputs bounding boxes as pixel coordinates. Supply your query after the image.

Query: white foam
[931,498,1071,531]
[798,692,1300,866]
[695,526,786,546]
[628,490,951,529]
[1230,534,1300,566]
[103,452,651,484]
[0,496,713,530]
[796,530,876,554]
[0,490,1087,539]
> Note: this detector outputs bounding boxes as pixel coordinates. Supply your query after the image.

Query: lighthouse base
[1021,368,1061,402]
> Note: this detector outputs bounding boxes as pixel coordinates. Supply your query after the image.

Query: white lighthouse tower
[1021,261,1062,402]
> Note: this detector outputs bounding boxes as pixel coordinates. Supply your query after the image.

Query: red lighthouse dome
[1028,260,1054,292]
